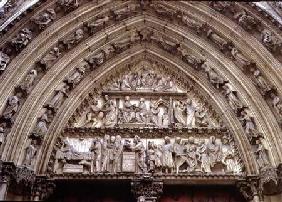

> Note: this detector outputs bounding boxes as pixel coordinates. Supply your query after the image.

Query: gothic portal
[0,1,282,201]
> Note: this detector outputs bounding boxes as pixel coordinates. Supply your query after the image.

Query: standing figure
[255,137,270,169]
[185,144,198,172]
[147,141,156,172]
[32,113,49,138]
[136,98,147,123]
[195,107,209,127]
[23,139,37,168]
[90,137,102,173]
[206,136,222,167]
[47,85,69,111]
[230,47,252,67]
[162,136,174,173]
[198,139,211,173]
[121,96,134,123]
[39,47,61,70]
[223,84,243,112]
[173,101,186,126]
[186,99,196,127]
[65,66,85,87]
[2,95,19,124]
[239,109,258,139]
[253,70,272,95]
[173,137,184,174]
[113,135,123,173]
[154,144,163,172]
[102,95,117,127]
[101,135,110,172]
[202,63,225,89]
[132,135,147,173]
[149,103,160,127]
[19,69,37,95]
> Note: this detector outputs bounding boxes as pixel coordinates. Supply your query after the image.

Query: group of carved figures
[79,95,216,128]
[109,69,175,92]
[54,135,242,175]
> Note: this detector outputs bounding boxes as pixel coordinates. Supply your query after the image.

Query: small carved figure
[186,99,196,127]
[0,127,4,147]
[178,46,204,70]
[65,65,85,87]
[101,134,110,172]
[234,10,258,31]
[87,15,110,34]
[261,29,282,53]
[57,0,79,12]
[90,137,102,173]
[120,96,135,123]
[255,137,270,169]
[206,29,229,51]
[1,95,19,124]
[253,70,272,95]
[61,28,84,50]
[111,4,139,21]
[11,28,32,52]
[107,136,116,173]
[101,95,117,127]
[149,103,161,127]
[209,1,234,13]
[136,98,147,123]
[230,47,252,67]
[151,3,176,20]
[113,135,123,173]
[202,62,226,89]
[173,101,186,126]
[46,85,69,111]
[132,135,147,173]
[147,141,156,172]
[33,9,56,30]
[87,50,106,69]
[239,109,258,140]
[177,13,204,34]
[32,113,49,139]
[23,139,37,168]
[206,136,222,167]
[39,47,61,70]
[157,36,179,53]
[19,69,37,95]
[173,137,185,174]
[162,136,174,173]
[0,51,10,72]
[272,94,282,116]
[198,139,211,173]
[195,107,209,127]
[222,84,243,112]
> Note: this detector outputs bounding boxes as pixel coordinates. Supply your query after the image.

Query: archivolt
[0,1,281,175]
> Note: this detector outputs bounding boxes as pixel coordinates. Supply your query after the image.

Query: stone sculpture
[54,135,242,175]
[253,70,272,95]
[0,127,4,147]
[261,29,282,54]
[61,28,84,50]
[46,85,69,112]
[0,51,10,72]
[23,139,37,168]
[202,62,226,89]
[32,113,49,139]
[1,95,19,125]
[234,10,258,31]
[33,9,56,30]
[87,15,110,34]
[206,29,229,51]
[57,0,79,12]
[39,47,61,70]
[230,47,252,67]
[18,69,37,95]
[64,65,86,88]
[11,28,32,52]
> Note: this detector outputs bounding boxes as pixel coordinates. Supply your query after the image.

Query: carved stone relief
[53,134,243,175]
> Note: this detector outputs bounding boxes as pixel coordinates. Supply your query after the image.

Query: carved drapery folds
[51,130,243,176]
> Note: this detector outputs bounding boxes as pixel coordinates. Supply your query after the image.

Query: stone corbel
[31,176,56,201]
[0,161,16,200]
[131,174,163,202]
[236,176,262,202]
[259,165,280,195]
